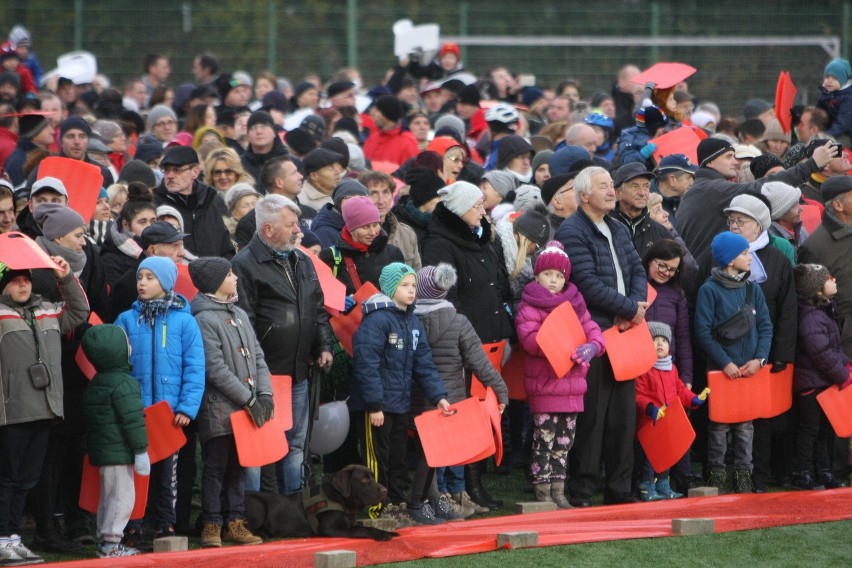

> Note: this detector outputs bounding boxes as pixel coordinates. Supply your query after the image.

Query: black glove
[256,393,275,422]
[770,362,787,374]
[245,396,268,428]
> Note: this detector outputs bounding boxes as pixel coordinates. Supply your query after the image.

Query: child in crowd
[349,262,450,526]
[0,256,87,566]
[792,264,851,490]
[816,58,852,140]
[81,325,149,558]
[114,256,205,546]
[409,264,509,522]
[635,321,709,501]
[515,241,604,508]
[694,232,773,494]
[189,257,269,547]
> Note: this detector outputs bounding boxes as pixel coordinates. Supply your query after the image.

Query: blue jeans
[276,378,310,495]
[436,466,464,494]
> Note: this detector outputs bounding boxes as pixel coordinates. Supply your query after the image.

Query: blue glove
[134,452,150,476]
[571,343,598,367]
[344,295,356,314]
[645,404,666,423]
[639,143,657,159]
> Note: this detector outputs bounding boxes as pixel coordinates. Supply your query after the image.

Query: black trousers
[201,435,245,525]
[0,420,50,536]
[358,411,409,505]
[567,354,636,499]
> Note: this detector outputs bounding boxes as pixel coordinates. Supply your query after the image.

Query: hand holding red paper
[571,343,598,368]
[51,256,71,279]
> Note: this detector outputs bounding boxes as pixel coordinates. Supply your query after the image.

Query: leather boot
[550,482,573,509]
[533,483,554,503]
[464,463,503,510]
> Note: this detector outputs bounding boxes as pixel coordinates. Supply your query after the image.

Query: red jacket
[362,122,419,167]
[635,365,698,430]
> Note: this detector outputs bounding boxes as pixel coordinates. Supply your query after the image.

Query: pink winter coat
[515,280,604,414]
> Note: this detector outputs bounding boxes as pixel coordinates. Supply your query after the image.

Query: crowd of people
[1,24,852,562]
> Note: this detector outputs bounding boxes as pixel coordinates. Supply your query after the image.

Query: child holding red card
[635,321,708,501]
[189,257,268,547]
[791,264,851,490]
[515,241,604,508]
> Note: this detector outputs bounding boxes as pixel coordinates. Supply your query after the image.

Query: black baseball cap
[140,221,189,248]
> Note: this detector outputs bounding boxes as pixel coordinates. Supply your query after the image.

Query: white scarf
[747,231,769,284]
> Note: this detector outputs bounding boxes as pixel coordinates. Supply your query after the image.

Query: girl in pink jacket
[515,241,604,508]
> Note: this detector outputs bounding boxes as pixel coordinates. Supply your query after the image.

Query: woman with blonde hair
[202,147,255,194]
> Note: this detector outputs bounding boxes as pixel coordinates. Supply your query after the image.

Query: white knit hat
[760,181,801,220]
[438,181,483,216]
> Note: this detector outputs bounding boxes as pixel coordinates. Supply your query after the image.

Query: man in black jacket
[232,194,334,495]
[153,145,234,258]
[610,163,672,258]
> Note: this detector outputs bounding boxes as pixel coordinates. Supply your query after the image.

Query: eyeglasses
[446,155,467,164]
[471,201,486,211]
[654,260,679,275]
[726,216,755,228]
[154,119,177,128]
[160,164,193,175]
[212,168,236,176]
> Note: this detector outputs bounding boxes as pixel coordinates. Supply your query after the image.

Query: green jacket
[82,325,148,466]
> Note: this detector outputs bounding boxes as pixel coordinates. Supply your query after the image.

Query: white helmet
[485,103,519,124]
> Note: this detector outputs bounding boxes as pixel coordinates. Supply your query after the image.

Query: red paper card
[173,263,197,300]
[484,387,503,467]
[652,126,702,165]
[37,157,104,224]
[502,346,527,400]
[300,246,346,312]
[817,384,852,437]
[330,282,379,356]
[0,232,60,271]
[536,301,587,377]
[471,341,505,400]
[647,284,658,306]
[708,366,793,423]
[414,397,495,467]
[602,321,657,381]
[77,312,104,381]
[79,454,149,520]
[637,399,695,473]
[800,204,822,234]
[775,71,797,134]
[371,160,400,175]
[630,63,697,90]
[145,401,187,463]
[231,376,292,468]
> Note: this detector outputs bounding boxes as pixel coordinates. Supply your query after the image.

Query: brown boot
[223,519,262,546]
[534,483,554,503]
[550,483,574,510]
[200,522,222,548]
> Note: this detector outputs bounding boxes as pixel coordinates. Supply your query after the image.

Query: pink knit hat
[342,195,380,231]
[534,240,571,276]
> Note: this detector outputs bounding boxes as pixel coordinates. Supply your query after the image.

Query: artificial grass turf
[388,520,852,568]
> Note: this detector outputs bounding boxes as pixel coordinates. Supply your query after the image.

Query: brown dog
[245,464,400,541]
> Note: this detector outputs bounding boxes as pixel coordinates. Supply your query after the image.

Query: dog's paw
[373,530,400,541]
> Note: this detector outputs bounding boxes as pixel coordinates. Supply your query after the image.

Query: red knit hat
[534,240,571,277]
[439,42,461,59]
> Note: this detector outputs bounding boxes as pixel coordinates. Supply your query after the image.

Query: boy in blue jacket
[694,232,773,494]
[350,263,450,526]
[114,256,205,546]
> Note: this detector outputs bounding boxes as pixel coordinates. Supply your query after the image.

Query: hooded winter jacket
[153,179,234,258]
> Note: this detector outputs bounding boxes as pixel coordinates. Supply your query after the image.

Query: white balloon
[309,401,350,455]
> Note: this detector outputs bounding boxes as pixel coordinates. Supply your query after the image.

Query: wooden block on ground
[497,531,539,549]
[672,518,715,536]
[315,550,357,568]
[688,486,719,498]
[355,518,397,531]
[515,501,557,514]
[152,536,188,552]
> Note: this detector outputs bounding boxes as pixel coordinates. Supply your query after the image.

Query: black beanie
[541,173,573,205]
[697,137,734,167]
[321,138,350,168]
[496,135,535,170]
[0,264,31,295]
[247,111,274,131]
[18,114,49,139]
[458,84,481,106]
[374,95,403,123]
[188,257,232,295]
[514,209,550,248]
[284,128,317,156]
[405,167,445,207]
[749,153,784,179]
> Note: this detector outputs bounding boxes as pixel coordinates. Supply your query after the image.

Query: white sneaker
[98,542,141,558]
[0,537,43,566]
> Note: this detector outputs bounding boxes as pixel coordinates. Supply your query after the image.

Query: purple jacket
[515,280,604,414]
[645,281,693,385]
[794,300,851,392]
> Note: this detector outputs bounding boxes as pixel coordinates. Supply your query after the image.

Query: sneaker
[655,479,683,499]
[378,503,417,529]
[733,470,753,494]
[223,519,262,545]
[706,469,728,494]
[407,503,446,525]
[452,492,486,515]
[638,481,663,502]
[431,494,464,521]
[1,537,43,566]
[97,543,140,558]
[200,522,222,548]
